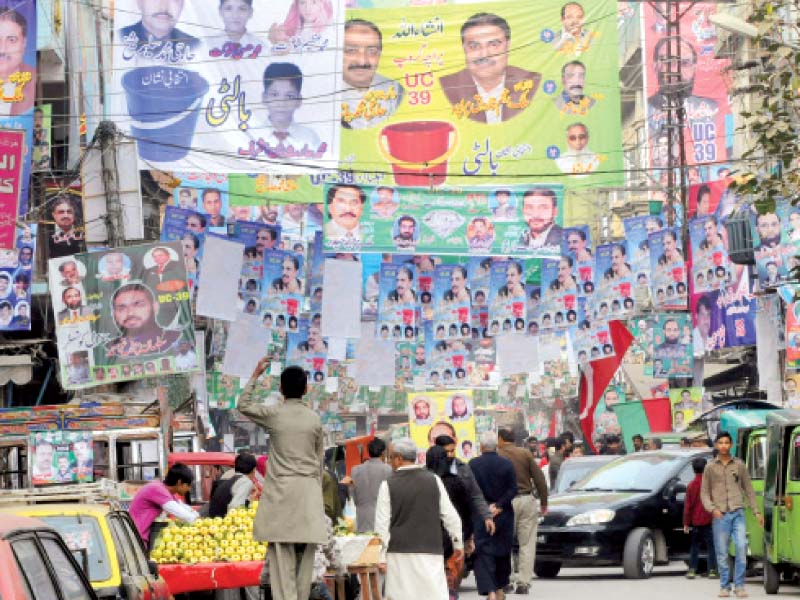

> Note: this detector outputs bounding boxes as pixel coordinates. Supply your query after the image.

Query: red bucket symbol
[379,121,459,186]
[286,298,299,315]
[712,252,724,266]
[402,309,415,325]
[457,306,470,323]
[564,295,576,310]
[619,282,631,297]
[578,266,592,282]
[671,267,684,282]
[513,302,524,318]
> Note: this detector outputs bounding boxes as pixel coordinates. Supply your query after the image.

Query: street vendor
[129,463,200,547]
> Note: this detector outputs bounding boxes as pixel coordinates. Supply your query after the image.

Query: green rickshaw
[763,409,800,594]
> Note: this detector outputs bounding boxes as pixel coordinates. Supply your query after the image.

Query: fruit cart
[150,505,267,595]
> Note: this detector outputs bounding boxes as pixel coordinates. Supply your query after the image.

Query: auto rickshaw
[763,409,800,594]
[721,410,772,564]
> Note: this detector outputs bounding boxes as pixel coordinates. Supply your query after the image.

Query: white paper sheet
[327,337,347,361]
[321,259,363,339]
[221,313,272,379]
[196,236,245,321]
[355,322,395,386]
[496,333,539,377]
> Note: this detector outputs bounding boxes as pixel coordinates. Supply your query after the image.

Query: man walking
[470,433,518,600]
[238,359,327,600]
[547,436,567,487]
[374,438,463,600]
[497,428,548,595]
[347,438,391,532]
[701,431,763,598]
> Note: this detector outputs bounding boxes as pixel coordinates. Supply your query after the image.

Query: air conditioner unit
[726,210,756,265]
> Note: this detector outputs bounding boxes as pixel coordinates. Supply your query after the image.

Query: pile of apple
[151,503,267,564]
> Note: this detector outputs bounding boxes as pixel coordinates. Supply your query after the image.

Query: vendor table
[158,561,263,594]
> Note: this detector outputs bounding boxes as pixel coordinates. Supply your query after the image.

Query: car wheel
[623,527,656,579]
[764,560,780,595]
[534,561,562,578]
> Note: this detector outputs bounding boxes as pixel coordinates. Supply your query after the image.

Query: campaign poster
[47,190,86,259]
[0,130,25,249]
[669,386,703,431]
[593,384,624,444]
[377,262,419,340]
[30,431,94,486]
[644,3,732,180]
[562,225,594,284]
[785,373,800,410]
[433,263,471,340]
[623,215,659,296]
[207,371,241,409]
[32,105,52,172]
[286,318,327,384]
[649,227,687,310]
[468,256,493,331]
[424,326,470,387]
[689,214,731,296]
[48,242,197,389]
[322,183,565,257]
[0,224,35,330]
[111,0,342,171]
[161,206,207,295]
[171,173,231,228]
[408,390,476,462]
[652,313,694,378]
[753,206,794,287]
[626,316,656,373]
[539,256,580,330]
[259,249,304,330]
[342,0,622,187]
[687,177,737,220]
[488,259,527,334]
[0,0,36,213]
[595,242,635,318]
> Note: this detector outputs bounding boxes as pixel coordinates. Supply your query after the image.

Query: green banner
[341,0,622,187]
[323,183,564,256]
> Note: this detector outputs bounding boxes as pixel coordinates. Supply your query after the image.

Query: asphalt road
[457,565,800,599]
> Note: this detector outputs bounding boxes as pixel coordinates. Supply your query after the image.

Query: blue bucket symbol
[122,67,209,162]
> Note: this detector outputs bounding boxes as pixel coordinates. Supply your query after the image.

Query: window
[39,536,93,600]
[108,515,143,577]
[790,434,800,481]
[748,435,767,480]
[12,538,58,600]
[112,514,149,575]
[38,515,111,583]
[677,464,695,486]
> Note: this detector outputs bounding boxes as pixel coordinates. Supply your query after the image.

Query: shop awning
[0,355,32,385]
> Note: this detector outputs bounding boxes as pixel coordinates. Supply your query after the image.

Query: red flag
[579,320,635,452]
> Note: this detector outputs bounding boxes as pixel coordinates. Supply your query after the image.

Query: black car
[536,449,711,579]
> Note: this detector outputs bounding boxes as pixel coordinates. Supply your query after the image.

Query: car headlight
[566,509,616,526]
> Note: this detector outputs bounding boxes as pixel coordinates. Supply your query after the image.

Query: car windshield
[555,462,608,494]
[571,454,684,493]
[38,515,112,583]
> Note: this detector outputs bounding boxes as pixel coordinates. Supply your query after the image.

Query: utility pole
[97,121,125,247]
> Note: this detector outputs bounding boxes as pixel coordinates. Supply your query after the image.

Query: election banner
[594,242,635,318]
[691,274,757,354]
[649,227,687,310]
[652,313,693,378]
[753,204,793,287]
[0,224,36,331]
[112,0,342,172]
[408,390,476,462]
[0,1,36,214]
[32,105,52,172]
[171,173,230,228]
[47,189,86,260]
[488,259,527,334]
[322,182,565,256]
[30,431,94,486]
[48,242,197,389]
[669,386,702,430]
[343,0,623,187]
[593,384,624,443]
[161,206,207,295]
[688,214,730,295]
[644,3,733,181]
[260,249,304,330]
[377,262,419,340]
[687,177,737,220]
[468,256,492,331]
[286,318,328,383]
[623,214,658,294]
[433,263,471,340]
[0,130,24,249]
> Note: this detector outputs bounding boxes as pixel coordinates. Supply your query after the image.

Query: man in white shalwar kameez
[375,438,463,600]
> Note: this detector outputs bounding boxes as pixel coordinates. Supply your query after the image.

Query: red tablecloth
[158,561,263,593]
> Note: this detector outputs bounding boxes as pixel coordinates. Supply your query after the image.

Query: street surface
[457,566,800,599]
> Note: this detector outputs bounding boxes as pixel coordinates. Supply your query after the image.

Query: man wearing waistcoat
[374,438,463,599]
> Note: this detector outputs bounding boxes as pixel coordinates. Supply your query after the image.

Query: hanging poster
[669,386,703,431]
[112,0,343,171]
[322,182,565,256]
[342,0,622,187]
[0,130,24,249]
[32,105,52,172]
[623,215,659,300]
[433,263,471,340]
[30,431,94,486]
[286,318,328,383]
[259,249,304,330]
[689,214,731,295]
[408,390,476,462]
[161,206,207,295]
[47,190,86,259]
[377,262,419,340]
[0,1,36,213]
[488,259,527,334]
[0,224,36,331]
[595,242,635,318]
[48,242,197,389]
[753,206,794,287]
[649,227,687,310]
[171,173,231,228]
[644,3,733,182]
[652,313,694,378]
